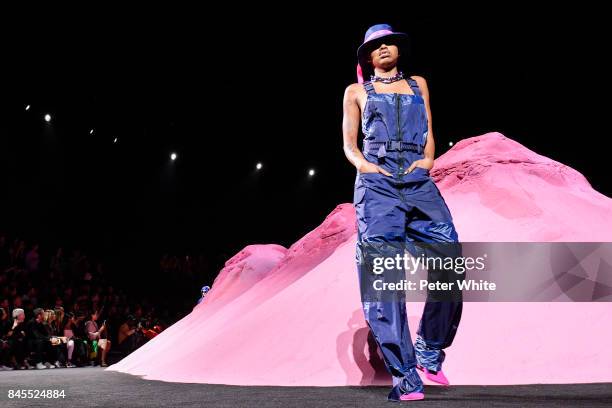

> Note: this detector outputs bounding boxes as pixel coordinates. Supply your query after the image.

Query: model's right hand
[357,161,392,176]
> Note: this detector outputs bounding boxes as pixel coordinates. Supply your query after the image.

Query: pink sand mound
[433,133,612,241]
[107,132,612,386]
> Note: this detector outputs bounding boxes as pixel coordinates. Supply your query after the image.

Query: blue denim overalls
[353,78,463,401]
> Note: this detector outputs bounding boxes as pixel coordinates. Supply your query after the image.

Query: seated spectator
[85,310,111,367]
[8,308,29,369]
[26,308,61,369]
[61,312,81,367]
[54,307,65,332]
[65,311,88,367]
[117,315,145,356]
[0,307,12,370]
[43,308,68,367]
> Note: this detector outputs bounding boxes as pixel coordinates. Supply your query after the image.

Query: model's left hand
[404,158,434,174]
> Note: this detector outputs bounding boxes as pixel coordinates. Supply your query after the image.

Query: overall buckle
[385,140,403,151]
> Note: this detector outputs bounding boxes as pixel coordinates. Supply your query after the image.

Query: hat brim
[357,33,410,80]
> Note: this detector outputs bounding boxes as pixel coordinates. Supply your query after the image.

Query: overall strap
[406,77,422,97]
[363,81,376,95]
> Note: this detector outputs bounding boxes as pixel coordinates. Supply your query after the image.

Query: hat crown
[356,24,409,83]
[363,24,394,42]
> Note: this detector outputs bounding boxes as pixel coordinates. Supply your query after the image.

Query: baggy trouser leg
[402,177,464,373]
[357,240,424,400]
[362,300,424,401]
[361,300,415,377]
[413,236,464,372]
[415,301,462,371]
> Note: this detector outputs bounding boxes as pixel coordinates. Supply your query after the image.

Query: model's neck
[373,66,399,77]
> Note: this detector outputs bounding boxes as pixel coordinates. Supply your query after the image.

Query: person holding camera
[85,309,111,367]
[117,315,144,356]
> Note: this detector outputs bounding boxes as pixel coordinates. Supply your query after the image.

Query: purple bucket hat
[356,24,410,83]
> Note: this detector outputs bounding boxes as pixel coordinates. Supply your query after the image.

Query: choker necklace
[370,71,404,84]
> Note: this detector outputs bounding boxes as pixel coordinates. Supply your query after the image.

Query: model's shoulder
[344,82,366,98]
[409,75,428,89]
[346,82,365,93]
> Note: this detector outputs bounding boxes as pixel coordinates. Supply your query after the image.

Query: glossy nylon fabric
[354,78,463,401]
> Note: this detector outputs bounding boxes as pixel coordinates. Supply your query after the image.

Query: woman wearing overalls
[342,24,463,402]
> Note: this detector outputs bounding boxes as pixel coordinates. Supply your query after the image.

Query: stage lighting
[308,169,315,176]
[171,152,177,161]
[256,162,263,170]
[449,141,454,146]
[44,114,51,122]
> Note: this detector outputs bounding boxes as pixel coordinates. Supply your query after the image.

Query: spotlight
[256,162,263,170]
[44,114,51,123]
[170,152,177,161]
[25,105,30,111]
[308,169,315,177]
[449,141,454,147]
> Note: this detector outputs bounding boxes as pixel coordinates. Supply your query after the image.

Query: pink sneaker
[399,392,425,401]
[417,365,449,386]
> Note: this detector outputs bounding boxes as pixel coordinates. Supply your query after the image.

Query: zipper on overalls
[395,94,408,204]
[396,93,403,178]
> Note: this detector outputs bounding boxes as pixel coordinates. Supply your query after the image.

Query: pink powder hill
[107,132,612,386]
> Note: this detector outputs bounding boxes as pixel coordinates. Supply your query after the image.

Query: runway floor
[1,367,611,407]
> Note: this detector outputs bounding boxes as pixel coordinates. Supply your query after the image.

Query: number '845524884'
[8,389,66,398]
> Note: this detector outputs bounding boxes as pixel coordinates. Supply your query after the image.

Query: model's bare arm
[406,76,435,173]
[342,85,367,169]
[343,84,392,175]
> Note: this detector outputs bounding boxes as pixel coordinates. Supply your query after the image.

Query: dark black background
[1,7,609,278]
